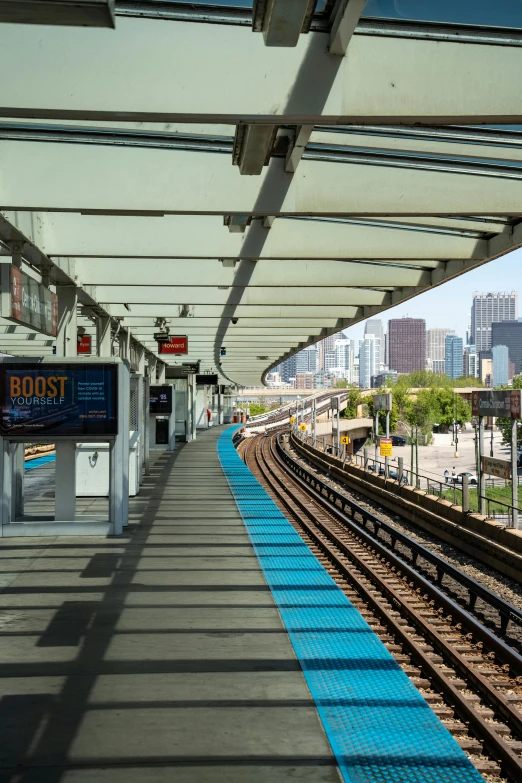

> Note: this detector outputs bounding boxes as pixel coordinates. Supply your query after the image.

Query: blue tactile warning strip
[218,426,484,783]
[24,453,56,471]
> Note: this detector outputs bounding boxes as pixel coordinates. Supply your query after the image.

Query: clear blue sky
[343,248,521,344]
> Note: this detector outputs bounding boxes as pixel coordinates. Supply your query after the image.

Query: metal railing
[298,431,522,529]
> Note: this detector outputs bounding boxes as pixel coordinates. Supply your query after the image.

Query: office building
[463,345,479,378]
[492,344,509,387]
[445,334,464,380]
[279,355,297,383]
[471,291,518,352]
[427,328,455,374]
[295,346,318,374]
[371,370,398,388]
[359,334,381,388]
[318,331,344,370]
[491,320,522,376]
[295,373,315,390]
[364,319,384,344]
[388,318,426,374]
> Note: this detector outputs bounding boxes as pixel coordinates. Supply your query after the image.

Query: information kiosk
[0,357,130,536]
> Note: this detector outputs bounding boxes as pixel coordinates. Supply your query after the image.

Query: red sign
[77,335,92,355]
[511,390,521,419]
[158,336,188,355]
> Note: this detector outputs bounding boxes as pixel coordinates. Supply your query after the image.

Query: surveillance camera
[231,317,238,325]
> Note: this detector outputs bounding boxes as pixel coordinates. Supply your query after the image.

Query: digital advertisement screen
[0,363,118,437]
[149,385,172,415]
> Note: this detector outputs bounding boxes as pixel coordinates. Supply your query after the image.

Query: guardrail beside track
[245,432,522,781]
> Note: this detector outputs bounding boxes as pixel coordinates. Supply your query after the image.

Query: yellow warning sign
[299,423,307,431]
[379,438,393,457]
[341,435,350,445]
[289,416,295,424]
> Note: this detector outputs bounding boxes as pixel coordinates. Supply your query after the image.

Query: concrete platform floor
[0,427,339,783]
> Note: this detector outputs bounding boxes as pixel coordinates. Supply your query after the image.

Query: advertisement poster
[149,385,172,415]
[9,266,58,336]
[0,363,118,437]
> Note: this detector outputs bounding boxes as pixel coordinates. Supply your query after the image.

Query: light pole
[397,420,413,484]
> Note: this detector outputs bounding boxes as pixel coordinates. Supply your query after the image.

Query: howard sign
[158,336,188,355]
[471,390,521,419]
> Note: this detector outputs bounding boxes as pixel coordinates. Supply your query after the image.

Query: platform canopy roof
[1,0,522,385]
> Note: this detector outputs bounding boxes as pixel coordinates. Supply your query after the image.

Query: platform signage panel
[471,389,521,419]
[379,437,393,457]
[77,335,92,355]
[1,265,58,336]
[373,393,392,412]
[158,336,188,354]
[341,435,350,445]
[0,363,118,437]
[299,423,307,431]
[481,456,511,480]
[149,385,172,415]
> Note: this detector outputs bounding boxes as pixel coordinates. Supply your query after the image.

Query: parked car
[391,435,407,446]
[451,471,478,486]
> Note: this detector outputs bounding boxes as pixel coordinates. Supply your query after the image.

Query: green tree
[431,387,471,430]
[238,402,269,417]
[341,386,363,418]
[497,374,522,449]
[334,380,348,389]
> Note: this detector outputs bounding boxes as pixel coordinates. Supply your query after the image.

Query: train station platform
[0,425,483,783]
[0,426,338,783]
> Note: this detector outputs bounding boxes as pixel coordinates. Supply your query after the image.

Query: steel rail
[286,434,522,636]
[248,433,522,782]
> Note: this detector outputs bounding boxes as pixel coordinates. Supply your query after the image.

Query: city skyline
[343,249,521,344]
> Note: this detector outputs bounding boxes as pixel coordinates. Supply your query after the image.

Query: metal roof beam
[252,0,315,48]
[3,143,522,217]
[329,0,368,57]
[29,214,486,260]
[0,0,115,27]
[2,20,522,124]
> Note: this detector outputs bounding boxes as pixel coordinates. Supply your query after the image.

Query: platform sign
[77,335,92,355]
[149,385,172,415]
[299,423,307,431]
[379,437,392,457]
[0,363,118,437]
[289,416,295,424]
[341,435,350,445]
[1,265,58,336]
[373,393,392,412]
[472,389,521,418]
[158,336,188,355]
[481,455,511,480]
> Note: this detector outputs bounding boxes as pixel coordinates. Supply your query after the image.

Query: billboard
[149,385,172,415]
[471,389,521,418]
[158,336,188,355]
[1,265,58,336]
[373,393,392,412]
[0,363,118,437]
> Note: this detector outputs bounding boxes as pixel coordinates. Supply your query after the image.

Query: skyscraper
[491,321,522,376]
[295,346,318,373]
[388,318,426,374]
[492,344,509,387]
[359,334,381,388]
[471,291,518,352]
[364,319,384,344]
[318,331,344,370]
[427,328,455,375]
[445,334,464,380]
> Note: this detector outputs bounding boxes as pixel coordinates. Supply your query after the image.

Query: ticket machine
[149,384,176,451]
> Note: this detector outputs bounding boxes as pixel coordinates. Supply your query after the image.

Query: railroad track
[244,432,522,782]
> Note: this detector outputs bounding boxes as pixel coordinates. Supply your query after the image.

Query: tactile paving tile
[218,427,484,783]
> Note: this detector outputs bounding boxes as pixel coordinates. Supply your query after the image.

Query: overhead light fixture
[124,303,131,312]
[0,0,116,28]
[179,304,194,318]
[218,286,230,291]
